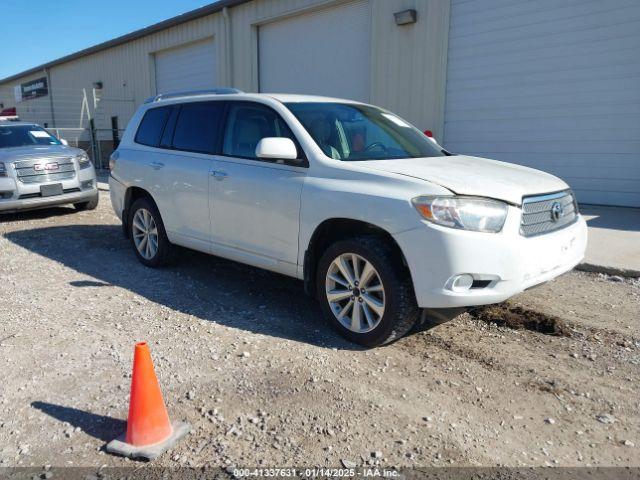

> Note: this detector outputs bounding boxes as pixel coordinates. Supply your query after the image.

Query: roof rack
[144,88,244,103]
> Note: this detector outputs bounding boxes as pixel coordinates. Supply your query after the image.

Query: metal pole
[111,116,120,149]
[44,68,56,127]
[89,119,97,165]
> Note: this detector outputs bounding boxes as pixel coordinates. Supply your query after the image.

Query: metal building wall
[0,0,450,138]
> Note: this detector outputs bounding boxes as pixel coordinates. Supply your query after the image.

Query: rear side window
[172,102,225,154]
[135,107,171,147]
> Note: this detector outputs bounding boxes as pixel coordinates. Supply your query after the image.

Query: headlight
[76,153,92,169]
[0,162,6,177]
[412,196,508,233]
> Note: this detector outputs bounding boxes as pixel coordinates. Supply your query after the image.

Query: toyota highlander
[109,90,587,346]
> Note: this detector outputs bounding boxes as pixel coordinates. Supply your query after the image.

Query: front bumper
[394,206,588,308]
[0,166,97,213]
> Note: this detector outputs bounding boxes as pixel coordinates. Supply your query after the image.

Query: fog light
[81,180,94,189]
[450,274,474,291]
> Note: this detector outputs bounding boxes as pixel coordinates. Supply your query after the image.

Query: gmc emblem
[34,162,59,172]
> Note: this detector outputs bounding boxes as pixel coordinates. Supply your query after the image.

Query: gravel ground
[0,190,638,469]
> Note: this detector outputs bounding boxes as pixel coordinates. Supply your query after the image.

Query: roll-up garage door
[155,38,216,94]
[443,1,640,207]
[258,0,370,103]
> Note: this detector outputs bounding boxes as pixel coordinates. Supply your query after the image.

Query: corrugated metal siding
[155,38,217,93]
[444,0,640,207]
[0,71,54,127]
[0,13,223,136]
[0,0,450,144]
[258,0,371,102]
[370,0,450,138]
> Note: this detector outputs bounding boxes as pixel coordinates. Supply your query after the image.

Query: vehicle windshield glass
[0,125,61,148]
[285,102,445,161]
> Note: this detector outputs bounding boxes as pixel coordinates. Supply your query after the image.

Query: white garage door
[443,0,640,207]
[155,38,216,94]
[259,1,370,102]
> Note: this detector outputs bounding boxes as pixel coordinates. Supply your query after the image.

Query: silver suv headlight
[411,196,508,233]
[76,153,92,170]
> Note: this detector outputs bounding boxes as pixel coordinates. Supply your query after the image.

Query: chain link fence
[44,126,126,170]
[0,86,134,170]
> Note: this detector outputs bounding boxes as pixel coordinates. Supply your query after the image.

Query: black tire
[128,197,172,268]
[74,193,99,211]
[316,236,419,347]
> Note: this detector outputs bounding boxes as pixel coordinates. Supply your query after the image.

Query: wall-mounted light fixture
[394,9,417,26]
[93,81,103,90]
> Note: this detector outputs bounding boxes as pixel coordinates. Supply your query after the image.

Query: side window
[222,102,300,160]
[159,106,179,149]
[172,101,225,154]
[135,107,171,147]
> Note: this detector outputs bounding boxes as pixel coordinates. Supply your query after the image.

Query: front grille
[13,157,76,184]
[520,190,578,237]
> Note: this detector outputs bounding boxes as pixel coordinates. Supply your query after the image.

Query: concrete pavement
[579,205,640,277]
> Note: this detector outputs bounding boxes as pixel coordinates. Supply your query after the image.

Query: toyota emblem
[551,201,564,222]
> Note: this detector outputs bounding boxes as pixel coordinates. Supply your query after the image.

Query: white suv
[109,90,587,346]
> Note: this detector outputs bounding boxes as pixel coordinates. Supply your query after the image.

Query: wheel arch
[303,218,410,297]
[122,186,158,238]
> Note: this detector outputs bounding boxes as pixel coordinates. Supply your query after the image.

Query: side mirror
[60,138,69,146]
[255,137,298,161]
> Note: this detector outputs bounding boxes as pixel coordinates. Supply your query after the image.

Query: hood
[357,155,569,205]
[0,145,80,162]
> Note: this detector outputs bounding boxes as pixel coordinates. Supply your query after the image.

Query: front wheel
[128,197,172,268]
[316,236,419,347]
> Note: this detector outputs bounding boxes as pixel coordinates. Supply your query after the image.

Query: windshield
[285,102,445,161]
[0,125,61,149]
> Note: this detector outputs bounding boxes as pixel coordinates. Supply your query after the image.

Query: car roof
[147,91,363,106]
[262,93,362,104]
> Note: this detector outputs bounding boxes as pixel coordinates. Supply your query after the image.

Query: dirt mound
[470,304,571,337]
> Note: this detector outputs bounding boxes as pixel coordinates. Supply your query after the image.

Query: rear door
[155,101,225,249]
[209,101,307,275]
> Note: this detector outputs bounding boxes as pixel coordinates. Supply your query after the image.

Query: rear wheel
[317,236,419,347]
[128,197,172,267]
[74,194,99,211]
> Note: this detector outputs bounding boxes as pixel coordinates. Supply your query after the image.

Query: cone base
[106,421,191,461]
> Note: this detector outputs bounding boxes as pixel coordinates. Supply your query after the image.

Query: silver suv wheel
[132,208,159,260]
[325,252,385,333]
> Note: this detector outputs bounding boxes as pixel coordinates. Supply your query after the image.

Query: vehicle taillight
[109,150,120,171]
[423,130,433,138]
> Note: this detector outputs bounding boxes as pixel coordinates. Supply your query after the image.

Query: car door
[153,101,225,250]
[209,101,307,275]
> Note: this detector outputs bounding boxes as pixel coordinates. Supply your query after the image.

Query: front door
[209,101,306,275]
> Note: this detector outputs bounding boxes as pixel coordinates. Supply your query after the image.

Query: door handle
[150,161,165,170]
[210,170,228,179]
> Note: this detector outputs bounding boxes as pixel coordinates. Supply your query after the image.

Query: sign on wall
[15,77,48,102]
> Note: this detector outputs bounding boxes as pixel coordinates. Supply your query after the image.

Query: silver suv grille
[13,157,76,184]
[520,190,578,237]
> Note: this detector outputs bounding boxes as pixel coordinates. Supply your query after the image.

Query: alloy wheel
[132,208,159,260]
[325,253,385,333]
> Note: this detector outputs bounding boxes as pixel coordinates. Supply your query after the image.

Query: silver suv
[0,122,98,213]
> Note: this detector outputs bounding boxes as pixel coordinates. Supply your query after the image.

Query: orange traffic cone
[106,342,190,460]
